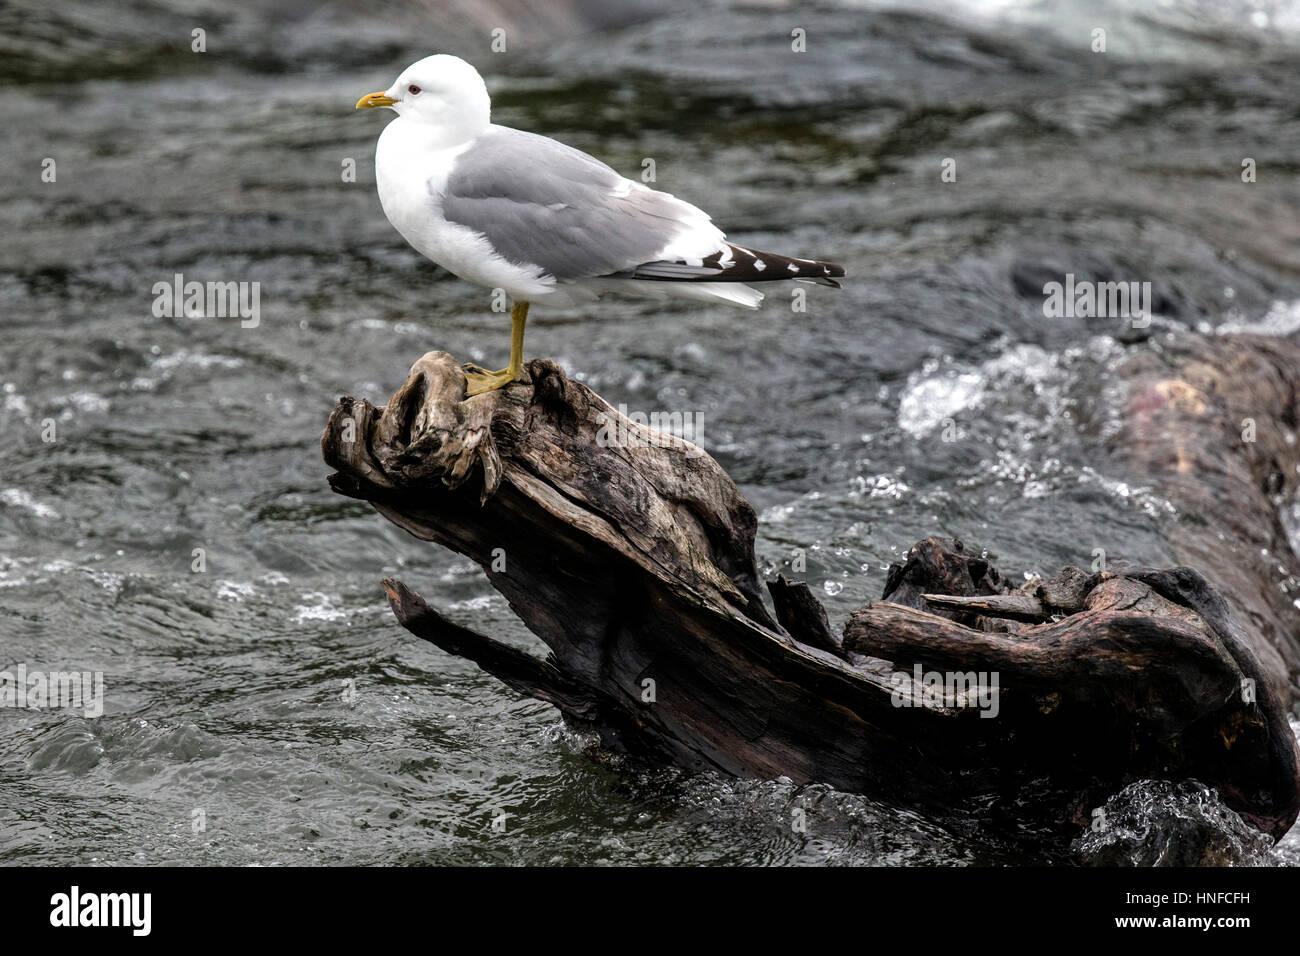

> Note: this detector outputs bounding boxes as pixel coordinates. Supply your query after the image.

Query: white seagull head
[356,54,491,146]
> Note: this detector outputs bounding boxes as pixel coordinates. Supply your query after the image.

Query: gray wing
[440,126,713,280]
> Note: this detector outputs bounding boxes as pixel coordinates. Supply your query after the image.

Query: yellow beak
[356,91,397,109]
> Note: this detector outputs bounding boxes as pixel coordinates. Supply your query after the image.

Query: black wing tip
[624,247,847,285]
[731,243,846,282]
[804,261,845,287]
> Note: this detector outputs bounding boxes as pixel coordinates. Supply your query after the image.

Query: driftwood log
[321,342,1300,842]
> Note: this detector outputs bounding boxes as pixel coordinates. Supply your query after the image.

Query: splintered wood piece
[921,593,1049,622]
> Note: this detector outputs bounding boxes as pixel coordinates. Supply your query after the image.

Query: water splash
[1218,299,1300,337]
[1072,780,1277,866]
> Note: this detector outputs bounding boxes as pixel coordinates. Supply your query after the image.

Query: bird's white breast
[374,118,555,299]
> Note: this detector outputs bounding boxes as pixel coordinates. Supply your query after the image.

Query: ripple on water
[25,718,105,775]
[0,488,61,520]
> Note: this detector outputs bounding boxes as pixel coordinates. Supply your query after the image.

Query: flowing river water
[2,0,1300,864]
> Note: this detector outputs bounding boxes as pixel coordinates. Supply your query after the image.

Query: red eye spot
[407,84,421,95]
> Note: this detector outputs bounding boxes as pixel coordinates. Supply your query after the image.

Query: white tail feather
[571,278,763,309]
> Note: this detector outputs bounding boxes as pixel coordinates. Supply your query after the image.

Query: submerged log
[321,348,1300,841]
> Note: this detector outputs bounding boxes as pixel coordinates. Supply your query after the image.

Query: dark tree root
[323,347,1300,842]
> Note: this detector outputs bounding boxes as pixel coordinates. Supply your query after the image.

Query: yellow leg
[465,302,529,396]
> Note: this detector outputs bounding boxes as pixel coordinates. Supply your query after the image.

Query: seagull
[356,54,845,395]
